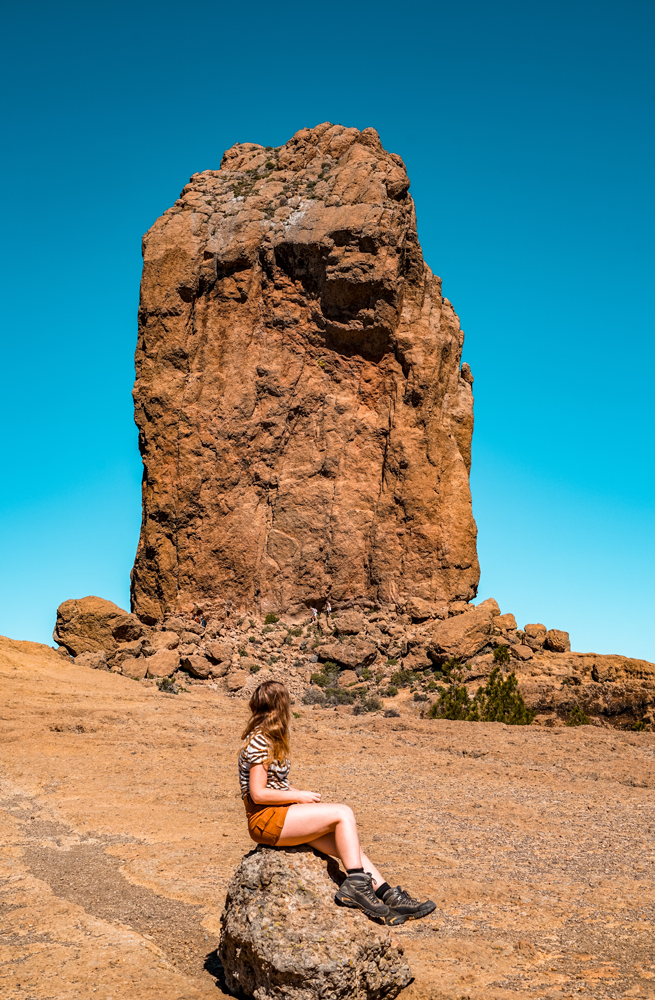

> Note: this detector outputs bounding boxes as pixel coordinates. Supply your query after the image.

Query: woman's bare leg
[308,831,386,888]
[277,802,362,870]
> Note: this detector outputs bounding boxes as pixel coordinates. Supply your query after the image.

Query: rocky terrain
[2,634,655,1000]
[53,594,655,730]
[131,122,479,623]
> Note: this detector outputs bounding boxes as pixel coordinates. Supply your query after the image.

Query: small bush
[427,680,438,691]
[375,670,385,685]
[265,159,275,168]
[269,655,280,664]
[238,648,247,657]
[390,668,416,688]
[283,636,294,645]
[157,676,178,694]
[310,661,339,688]
[324,687,355,706]
[632,719,647,731]
[414,692,428,702]
[386,656,399,666]
[249,619,256,628]
[493,645,511,665]
[567,705,590,727]
[361,667,372,681]
[429,666,534,725]
[262,625,274,634]
[384,708,400,718]
[293,711,301,719]
[250,664,261,674]
[287,626,303,637]
[264,613,279,624]
[303,687,326,706]
[384,685,398,698]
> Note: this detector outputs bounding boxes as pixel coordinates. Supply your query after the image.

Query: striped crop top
[238,729,291,799]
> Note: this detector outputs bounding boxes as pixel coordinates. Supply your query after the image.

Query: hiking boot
[382,885,436,920]
[335,873,402,923]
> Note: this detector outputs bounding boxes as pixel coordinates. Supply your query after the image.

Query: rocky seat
[218,845,411,1000]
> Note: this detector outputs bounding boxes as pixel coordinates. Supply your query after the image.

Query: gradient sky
[1,0,653,659]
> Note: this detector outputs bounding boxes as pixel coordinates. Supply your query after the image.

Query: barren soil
[1,635,654,1000]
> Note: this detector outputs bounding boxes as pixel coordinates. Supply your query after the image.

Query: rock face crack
[131,122,479,622]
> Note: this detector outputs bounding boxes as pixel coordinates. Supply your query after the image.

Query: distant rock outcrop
[131,122,479,624]
[53,596,145,656]
[218,845,411,1000]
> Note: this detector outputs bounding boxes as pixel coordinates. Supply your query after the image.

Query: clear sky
[1,0,653,659]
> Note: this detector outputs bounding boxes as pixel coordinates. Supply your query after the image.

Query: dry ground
[1,635,654,1000]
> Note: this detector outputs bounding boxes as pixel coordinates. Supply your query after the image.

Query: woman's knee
[335,804,356,824]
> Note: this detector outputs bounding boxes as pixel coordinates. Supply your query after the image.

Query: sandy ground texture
[1,634,655,1000]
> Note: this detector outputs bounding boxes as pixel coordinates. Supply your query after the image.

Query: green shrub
[384,685,398,698]
[287,626,303,637]
[493,645,511,665]
[361,667,372,681]
[262,625,274,634]
[264,613,279,624]
[310,661,339,689]
[567,705,590,727]
[238,648,247,656]
[250,664,261,674]
[390,668,416,688]
[632,719,647,732]
[157,676,178,694]
[283,636,294,645]
[269,655,280,664]
[293,711,301,719]
[375,670,385,685]
[249,619,256,628]
[414,692,428,702]
[427,680,438,691]
[324,687,355,706]
[429,666,534,725]
[386,656,399,666]
[303,687,326,706]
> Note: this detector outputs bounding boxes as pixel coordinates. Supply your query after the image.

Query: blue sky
[1,0,653,659]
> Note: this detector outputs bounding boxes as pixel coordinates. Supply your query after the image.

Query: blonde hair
[242,680,291,763]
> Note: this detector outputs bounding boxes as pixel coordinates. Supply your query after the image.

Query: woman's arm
[249,764,321,805]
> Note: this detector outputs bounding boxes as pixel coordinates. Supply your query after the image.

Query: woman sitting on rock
[238,678,435,925]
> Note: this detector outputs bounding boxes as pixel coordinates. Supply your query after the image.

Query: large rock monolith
[218,845,411,1000]
[131,122,479,622]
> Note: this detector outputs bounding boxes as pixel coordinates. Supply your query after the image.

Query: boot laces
[391,886,418,906]
[352,873,378,902]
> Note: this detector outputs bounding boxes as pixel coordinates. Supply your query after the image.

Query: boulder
[204,640,233,664]
[147,631,179,652]
[74,650,107,670]
[405,597,447,621]
[180,630,201,646]
[544,629,571,653]
[146,649,180,678]
[121,656,148,680]
[333,610,366,635]
[448,601,475,616]
[180,653,213,679]
[226,669,248,692]
[524,623,547,650]
[318,641,378,670]
[53,596,145,656]
[427,601,499,662]
[337,669,359,688]
[493,613,517,631]
[130,124,480,624]
[219,845,411,1000]
[511,644,534,661]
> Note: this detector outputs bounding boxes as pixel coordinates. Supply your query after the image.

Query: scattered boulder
[204,641,233,664]
[544,629,571,653]
[226,669,248,692]
[493,613,517,631]
[524,623,547,650]
[146,649,180,678]
[121,656,148,680]
[318,641,378,670]
[180,630,201,646]
[511,644,534,661]
[405,597,447,621]
[53,596,144,656]
[337,669,359,688]
[74,650,107,670]
[448,601,473,616]
[333,610,366,635]
[180,653,213,679]
[147,631,179,652]
[427,600,499,662]
[219,845,411,1000]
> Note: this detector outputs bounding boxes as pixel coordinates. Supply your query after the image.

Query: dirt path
[1,636,655,999]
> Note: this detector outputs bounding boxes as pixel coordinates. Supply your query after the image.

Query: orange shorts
[243,793,293,846]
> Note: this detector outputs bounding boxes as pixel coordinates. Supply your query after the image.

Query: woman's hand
[294,789,322,804]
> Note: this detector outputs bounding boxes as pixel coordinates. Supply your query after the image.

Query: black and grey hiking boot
[335,873,405,924]
[382,885,436,920]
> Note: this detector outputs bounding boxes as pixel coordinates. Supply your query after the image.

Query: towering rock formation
[131,123,479,622]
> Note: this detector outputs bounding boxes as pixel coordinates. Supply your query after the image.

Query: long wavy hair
[241,680,291,763]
